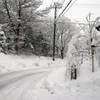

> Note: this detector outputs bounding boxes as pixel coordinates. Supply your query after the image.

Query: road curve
[0,66,59,100]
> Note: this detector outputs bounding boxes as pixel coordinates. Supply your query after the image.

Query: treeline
[0,0,78,58]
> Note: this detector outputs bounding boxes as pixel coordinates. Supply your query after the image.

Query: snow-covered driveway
[0,67,59,100]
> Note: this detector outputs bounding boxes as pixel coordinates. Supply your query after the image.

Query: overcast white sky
[41,0,100,23]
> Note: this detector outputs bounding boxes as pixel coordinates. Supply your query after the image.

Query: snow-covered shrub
[66,33,90,80]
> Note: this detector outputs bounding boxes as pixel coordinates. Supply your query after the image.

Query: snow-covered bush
[66,32,90,80]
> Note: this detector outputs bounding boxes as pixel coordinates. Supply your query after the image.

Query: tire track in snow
[0,71,49,100]
[0,71,46,90]
[0,67,59,100]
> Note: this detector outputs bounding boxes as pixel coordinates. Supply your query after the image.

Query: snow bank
[42,59,100,97]
[0,53,100,99]
[37,32,100,99]
[43,67,67,94]
[0,53,66,73]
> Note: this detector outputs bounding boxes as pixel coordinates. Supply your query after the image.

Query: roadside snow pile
[0,53,66,73]
[43,67,67,94]
[42,59,100,97]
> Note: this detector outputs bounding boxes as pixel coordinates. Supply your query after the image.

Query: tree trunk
[71,65,77,80]
[15,24,20,54]
[56,47,59,57]
[91,47,94,72]
[15,1,21,54]
[61,49,64,59]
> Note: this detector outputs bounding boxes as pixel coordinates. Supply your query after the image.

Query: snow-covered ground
[0,53,66,73]
[0,53,100,100]
[37,60,100,100]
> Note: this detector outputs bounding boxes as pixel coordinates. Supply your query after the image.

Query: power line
[57,0,65,16]
[63,3,100,8]
[63,3,100,6]
[61,0,77,17]
[58,1,100,18]
[74,4,100,6]
[73,4,100,8]
[73,6,100,8]
[57,0,72,19]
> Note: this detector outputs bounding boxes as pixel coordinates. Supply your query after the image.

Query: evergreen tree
[0,0,44,54]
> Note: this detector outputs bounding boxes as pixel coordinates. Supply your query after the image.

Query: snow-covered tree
[77,13,100,72]
[66,30,91,80]
[1,0,50,54]
[56,17,78,59]
[0,0,38,53]
[66,15,100,80]
[0,25,6,53]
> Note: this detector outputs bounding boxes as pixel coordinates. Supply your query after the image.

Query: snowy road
[0,67,59,100]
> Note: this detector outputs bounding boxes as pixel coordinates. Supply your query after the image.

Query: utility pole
[52,2,61,61]
[53,3,57,61]
[52,0,73,61]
